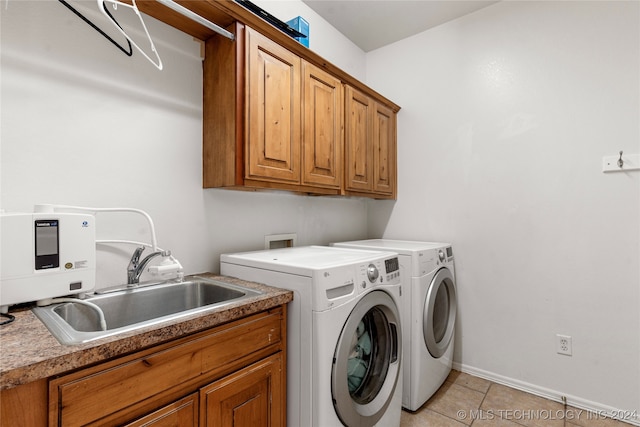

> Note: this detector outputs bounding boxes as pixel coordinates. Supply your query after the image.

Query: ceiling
[301,0,499,52]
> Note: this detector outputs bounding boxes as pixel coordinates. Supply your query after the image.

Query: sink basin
[33,276,263,345]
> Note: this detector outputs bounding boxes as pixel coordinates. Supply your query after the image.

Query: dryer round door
[332,290,401,427]
[423,267,457,358]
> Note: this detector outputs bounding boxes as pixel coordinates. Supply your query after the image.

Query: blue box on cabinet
[286,16,309,47]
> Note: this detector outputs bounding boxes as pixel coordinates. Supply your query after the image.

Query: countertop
[0,274,293,391]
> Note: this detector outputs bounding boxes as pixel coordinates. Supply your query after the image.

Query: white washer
[333,240,457,411]
[221,246,403,427]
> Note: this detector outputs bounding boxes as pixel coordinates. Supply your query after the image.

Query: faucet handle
[129,247,146,268]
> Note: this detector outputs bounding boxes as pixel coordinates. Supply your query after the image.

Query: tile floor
[400,370,633,427]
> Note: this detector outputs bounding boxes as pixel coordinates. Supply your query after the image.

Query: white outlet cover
[556,334,572,356]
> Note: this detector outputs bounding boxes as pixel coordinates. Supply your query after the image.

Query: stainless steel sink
[33,276,263,345]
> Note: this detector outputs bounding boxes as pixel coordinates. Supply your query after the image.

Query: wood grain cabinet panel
[372,102,396,196]
[245,27,301,184]
[302,61,343,189]
[0,379,48,427]
[200,353,284,427]
[52,338,203,426]
[124,393,199,427]
[345,85,373,192]
[344,85,397,198]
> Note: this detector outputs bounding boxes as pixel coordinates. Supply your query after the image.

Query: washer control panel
[357,256,401,289]
[384,257,400,281]
[366,264,379,282]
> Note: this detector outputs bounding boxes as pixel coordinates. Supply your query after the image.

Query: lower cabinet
[125,353,283,427]
[124,393,199,427]
[45,307,287,427]
[200,353,283,426]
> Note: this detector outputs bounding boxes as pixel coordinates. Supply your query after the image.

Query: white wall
[366,0,640,420]
[0,0,368,288]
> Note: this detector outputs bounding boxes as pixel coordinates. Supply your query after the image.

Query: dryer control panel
[438,247,454,263]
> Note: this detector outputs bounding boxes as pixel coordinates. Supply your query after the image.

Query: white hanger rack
[99,0,163,69]
[156,0,235,41]
[98,0,234,70]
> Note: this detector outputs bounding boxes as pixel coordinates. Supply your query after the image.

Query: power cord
[0,313,16,325]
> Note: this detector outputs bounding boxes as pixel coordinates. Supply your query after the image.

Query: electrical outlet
[556,334,572,356]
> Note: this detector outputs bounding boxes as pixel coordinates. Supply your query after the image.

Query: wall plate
[602,153,640,173]
[265,233,297,249]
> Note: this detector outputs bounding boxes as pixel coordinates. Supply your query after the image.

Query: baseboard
[453,362,640,427]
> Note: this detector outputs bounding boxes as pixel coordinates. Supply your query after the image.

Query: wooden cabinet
[245,27,301,185]
[344,86,372,193]
[344,85,397,198]
[124,393,199,427]
[204,24,395,198]
[40,307,287,427]
[126,354,283,427]
[204,24,343,195]
[200,353,283,426]
[0,378,48,427]
[301,61,343,189]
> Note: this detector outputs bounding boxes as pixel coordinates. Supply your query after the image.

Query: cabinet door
[345,85,397,198]
[200,353,284,427]
[344,85,373,192]
[302,61,343,189]
[372,102,396,195]
[246,27,301,184]
[124,393,198,427]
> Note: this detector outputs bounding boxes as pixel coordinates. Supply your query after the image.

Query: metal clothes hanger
[59,0,234,70]
[58,0,133,57]
[98,0,163,70]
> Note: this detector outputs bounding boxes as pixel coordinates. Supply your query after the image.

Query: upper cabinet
[196,15,398,198]
[372,102,396,196]
[302,61,343,189]
[344,86,396,197]
[243,28,343,191]
[245,28,301,185]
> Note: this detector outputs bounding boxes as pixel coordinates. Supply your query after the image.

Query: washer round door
[332,290,401,427]
[423,267,457,358]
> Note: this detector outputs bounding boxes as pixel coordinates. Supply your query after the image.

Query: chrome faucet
[127,247,169,285]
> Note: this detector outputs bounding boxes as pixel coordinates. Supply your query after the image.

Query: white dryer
[221,246,403,427]
[333,240,457,411]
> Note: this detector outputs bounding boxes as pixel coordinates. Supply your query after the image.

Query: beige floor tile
[447,370,463,382]
[407,372,635,427]
[567,419,636,427]
[472,416,524,427]
[425,381,486,426]
[480,384,564,427]
[401,408,468,427]
[565,407,637,427]
[453,372,492,394]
